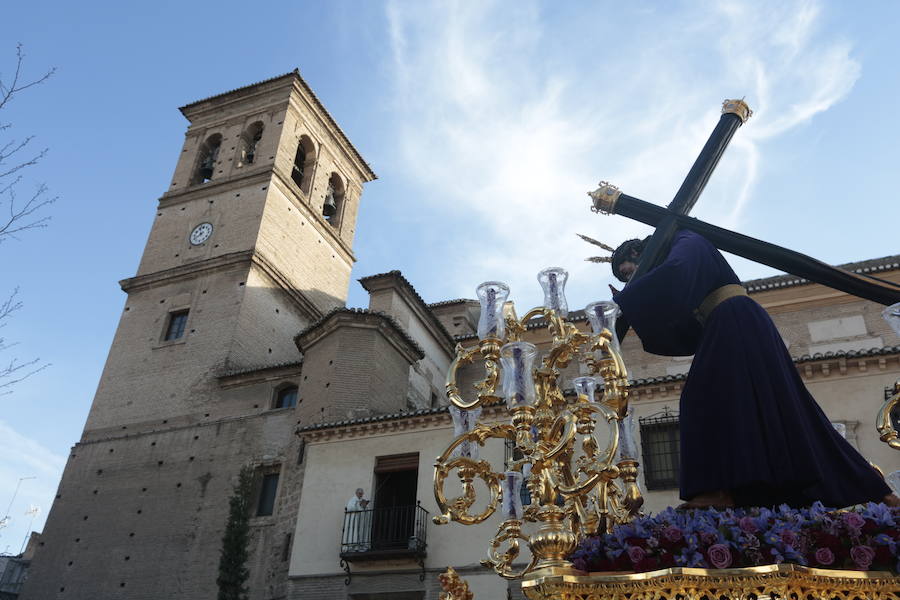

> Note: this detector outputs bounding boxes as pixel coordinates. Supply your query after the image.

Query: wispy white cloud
[383,0,858,309]
[0,420,65,554]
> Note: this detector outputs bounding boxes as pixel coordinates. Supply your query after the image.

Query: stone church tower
[22,71,376,599]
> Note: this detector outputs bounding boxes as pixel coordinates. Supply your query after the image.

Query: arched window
[193,134,222,184]
[237,121,264,167]
[323,172,345,227]
[291,136,315,192]
[273,384,298,409]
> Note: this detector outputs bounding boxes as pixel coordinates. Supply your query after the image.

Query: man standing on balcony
[345,488,371,551]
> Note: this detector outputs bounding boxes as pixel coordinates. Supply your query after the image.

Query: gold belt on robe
[694,284,748,325]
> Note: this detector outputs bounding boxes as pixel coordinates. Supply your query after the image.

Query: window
[164,310,189,341]
[274,385,298,409]
[291,136,315,191]
[291,146,306,187]
[238,122,264,166]
[639,412,680,490]
[323,173,345,226]
[193,134,222,184]
[256,472,279,516]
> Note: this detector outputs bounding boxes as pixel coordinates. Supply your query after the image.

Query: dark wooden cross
[588,99,900,341]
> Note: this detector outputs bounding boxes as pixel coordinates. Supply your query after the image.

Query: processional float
[435,100,900,600]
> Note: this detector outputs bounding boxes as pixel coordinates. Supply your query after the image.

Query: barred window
[639,412,680,490]
[164,310,189,341]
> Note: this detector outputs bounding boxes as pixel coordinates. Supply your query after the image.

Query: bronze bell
[322,191,337,217]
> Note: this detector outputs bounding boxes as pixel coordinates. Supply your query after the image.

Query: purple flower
[627,545,646,564]
[707,543,733,569]
[814,547,835,566]
[843,512,866,531]
[850,545,875,570]
[739,516,758,534]
[663,526,683,542]
[781,529,799,547]
[701,531,718,546]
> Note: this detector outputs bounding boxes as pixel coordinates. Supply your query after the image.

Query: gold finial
[588,181,621,215]
[722,98,753,124]
[438,567,474,600]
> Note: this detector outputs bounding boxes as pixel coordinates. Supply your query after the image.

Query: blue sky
[1,0,899,552]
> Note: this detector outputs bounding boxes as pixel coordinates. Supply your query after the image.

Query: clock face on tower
[189,222,213,245]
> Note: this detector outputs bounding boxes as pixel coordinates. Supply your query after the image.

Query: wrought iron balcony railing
[340,503,428,558]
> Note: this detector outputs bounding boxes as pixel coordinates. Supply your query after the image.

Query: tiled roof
[179,70,375,180]
[218,361,302,379]
[294,307,425,358]
[297,405,449,433]
[428,298,476,308]
[358,270,456,347]
[744,254,900,293]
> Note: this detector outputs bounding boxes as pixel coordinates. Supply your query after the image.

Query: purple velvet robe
[614,230,890,507]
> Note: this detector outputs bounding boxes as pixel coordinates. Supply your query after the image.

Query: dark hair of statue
[611,237,650,282]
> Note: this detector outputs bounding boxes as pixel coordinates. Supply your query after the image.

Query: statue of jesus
[609,230,899,509]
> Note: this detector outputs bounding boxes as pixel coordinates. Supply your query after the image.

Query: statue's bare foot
[677,490,735,510]
[883,493,900,507]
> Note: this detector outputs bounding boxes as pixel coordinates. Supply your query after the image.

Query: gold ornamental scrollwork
[435,296,643,582]
[721,98,753,123]
[588,181,622,215]
[876,379,900,450]
[519,564,900,600]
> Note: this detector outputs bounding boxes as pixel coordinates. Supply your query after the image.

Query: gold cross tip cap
[722,98,752,123]
[588,181,621,214]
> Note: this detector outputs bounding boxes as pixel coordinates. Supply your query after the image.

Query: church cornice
[294,308,426,364]
[119,250,325,322]
[120,250,255,293]
[157,167,273,207]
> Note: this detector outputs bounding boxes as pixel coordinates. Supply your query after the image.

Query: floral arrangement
[570,503,900,573]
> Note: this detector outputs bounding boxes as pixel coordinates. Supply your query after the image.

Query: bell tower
[83,70,376,434]
[22,72,375,600]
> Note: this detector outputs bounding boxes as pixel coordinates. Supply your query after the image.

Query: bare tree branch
[0,288,50,393]
[0,44,56,392]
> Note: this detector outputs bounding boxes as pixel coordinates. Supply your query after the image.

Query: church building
[20,73,900,600]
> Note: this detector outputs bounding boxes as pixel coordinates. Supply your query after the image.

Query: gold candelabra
[433,273,643,580]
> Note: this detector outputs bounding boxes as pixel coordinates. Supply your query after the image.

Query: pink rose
[843,512,866,531]
[850,545,875,570]
[707,543,732,569]
[627,545,646,564]
[814,547,835,566]
[739,516,758,534]
[662,526,683,542]
[781,530,798,547]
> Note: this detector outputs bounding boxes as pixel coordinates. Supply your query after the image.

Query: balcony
[339,503,428,561]
[338,503,429,584]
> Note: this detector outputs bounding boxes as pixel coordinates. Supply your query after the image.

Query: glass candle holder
[572,376,599,401]
[616,411,638,461]
[450,405,482,459]
[585,300,622,357]
[883,302,900,339]
[500,341,538,409]
[501,471,525,520]
[476,281,510,340]
[537,267,569,318]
